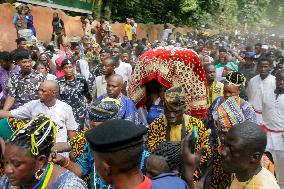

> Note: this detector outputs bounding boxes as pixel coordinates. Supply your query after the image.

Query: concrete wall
[0,3,192,51]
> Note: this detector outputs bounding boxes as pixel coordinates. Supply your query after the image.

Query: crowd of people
[0,2,284,189]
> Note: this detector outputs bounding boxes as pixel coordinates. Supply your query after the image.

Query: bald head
[109,74,123,85]
[41,80,59,93]
[106,74,124,98]
[39,80,59,104]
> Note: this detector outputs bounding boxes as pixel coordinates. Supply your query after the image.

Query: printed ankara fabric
[146,114,212,182]
[129,47,208,118]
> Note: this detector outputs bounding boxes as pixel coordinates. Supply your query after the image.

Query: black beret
[86,119,146,153]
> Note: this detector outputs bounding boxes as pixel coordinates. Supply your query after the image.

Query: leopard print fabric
[208,144,231,189]
[69,129,88,159]
[146,115,212,182]
[68,129,90,185]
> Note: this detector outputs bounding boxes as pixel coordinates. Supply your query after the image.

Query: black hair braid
[9,115,57,157]
[153,142,182,173]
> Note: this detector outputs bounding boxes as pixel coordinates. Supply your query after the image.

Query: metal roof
[16,0,93,14]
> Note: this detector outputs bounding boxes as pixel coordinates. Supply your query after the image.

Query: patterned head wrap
[0,118,26,141]
[225,71,246,87]
[88,98,120,122]
[164,86,186,111]
[9,114,57,156]
[214,96,245,131]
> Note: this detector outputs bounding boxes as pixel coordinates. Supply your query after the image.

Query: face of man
[223,83,241,100]
[111,48,120,58]
[18,41,27,50]
[164,107,184,126]
[53,12,58,19]
[106,77,123,98]
[219,56,226,64]
[100,52,110,61]
[92,151,112,184]
[123,36,128,43]
[205,65,216,84]
[221,130,250,174]
[121,53,129,63]
[276,71,284,93]
[74,46,81,55]
[102,59,115,76]
[18,58,32,74]
[38,83,54,103]
[255,46,261,54]
[257,61,271,79]
[146,155,170,179]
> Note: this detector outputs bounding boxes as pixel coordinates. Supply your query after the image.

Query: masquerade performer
[129,46,208,119]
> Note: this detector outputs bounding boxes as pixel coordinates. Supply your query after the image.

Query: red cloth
[260,123,284,133]
[55,54,65,78]
[129,47,208,118]
[133,176,152,189]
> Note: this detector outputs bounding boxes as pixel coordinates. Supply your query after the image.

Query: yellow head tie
[101,97,121,106]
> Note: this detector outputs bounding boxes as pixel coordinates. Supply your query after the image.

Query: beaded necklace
[94,167,111,189]
[19,163,54,189]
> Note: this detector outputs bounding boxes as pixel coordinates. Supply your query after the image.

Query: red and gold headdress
[129,46,208,118]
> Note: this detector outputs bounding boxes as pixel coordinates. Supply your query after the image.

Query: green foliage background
[96,0,284,32]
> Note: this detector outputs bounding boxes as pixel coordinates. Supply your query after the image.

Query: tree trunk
[93,0,102,20]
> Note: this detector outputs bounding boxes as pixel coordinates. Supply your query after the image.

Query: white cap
[262,44,269,50]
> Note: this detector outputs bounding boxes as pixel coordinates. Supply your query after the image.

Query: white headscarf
[76,59,90,80]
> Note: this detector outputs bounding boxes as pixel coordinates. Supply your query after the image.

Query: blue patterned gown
[96,94,141,125]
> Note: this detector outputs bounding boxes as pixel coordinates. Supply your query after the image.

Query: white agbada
[92,75,107,99]
[262,90,284,188]
[114,60,132,86]
[247,74,276,124]
[10,99,78,143]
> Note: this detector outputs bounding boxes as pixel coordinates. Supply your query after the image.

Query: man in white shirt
[262,70,284,188]
[0,80,77,143]
[247,58,276,124]
[111,47,132,91]
[91,57,116,100]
